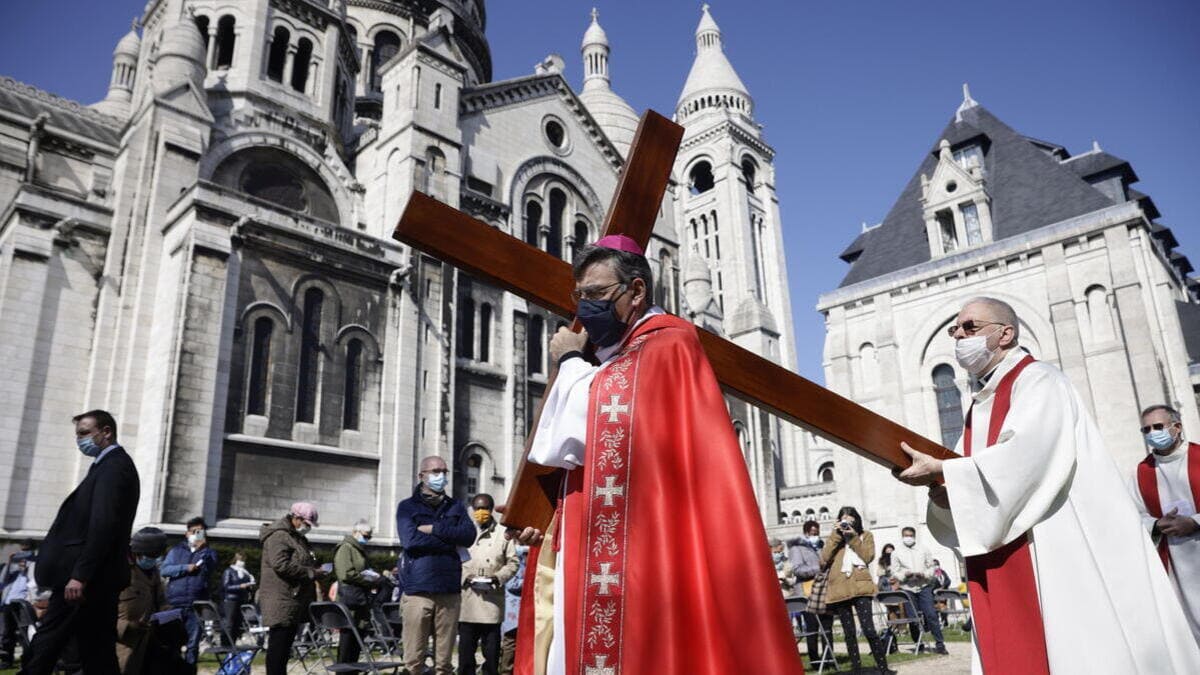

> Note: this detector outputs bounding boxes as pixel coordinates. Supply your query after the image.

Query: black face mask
[576,297,629,348]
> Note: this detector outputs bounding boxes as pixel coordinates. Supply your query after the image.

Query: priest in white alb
[896,296,1200,674]
[1129,404,1200,645]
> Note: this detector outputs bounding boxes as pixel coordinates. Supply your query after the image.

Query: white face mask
[902,536,916,547]
[805,535,820,546]
[233,560,245,569]
[954,334,996,375]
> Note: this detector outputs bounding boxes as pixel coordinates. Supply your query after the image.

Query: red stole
[962,354,1051,675]
[1135,442,1200,571]
[515,314,803,675]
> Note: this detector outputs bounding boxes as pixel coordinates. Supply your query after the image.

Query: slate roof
[1063,149,1136,182]
[837,104,1126,287]
[0,76,122,147]
[1177,301,1200,364]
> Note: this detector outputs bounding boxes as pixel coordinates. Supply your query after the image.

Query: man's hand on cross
[894,442,945,486]
[496,504,545,546]
[550,326,589,363]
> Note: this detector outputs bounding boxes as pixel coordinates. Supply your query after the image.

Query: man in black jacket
[20,410,140,675]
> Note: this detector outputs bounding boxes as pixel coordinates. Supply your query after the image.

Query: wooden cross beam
[394,111,956,531]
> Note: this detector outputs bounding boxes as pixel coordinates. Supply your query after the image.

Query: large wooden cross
[394,111,957,530]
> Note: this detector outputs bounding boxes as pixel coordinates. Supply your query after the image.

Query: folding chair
[240,604,270,647]
[309,602,404,673]
[934,589,970,627]
[875,590,926,654]
[193,600,261,675]
[289,621,333,675]
[365,604,403,657]
[784,596,835,675]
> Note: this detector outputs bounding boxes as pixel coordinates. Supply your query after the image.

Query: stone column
[1042,242,1095,410]
[1105,224,1164,410]
[205,26,216,70]
[360,46,372,95]
[283,46,297,88]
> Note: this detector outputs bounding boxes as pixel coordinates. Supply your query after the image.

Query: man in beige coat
[458,494,518,675]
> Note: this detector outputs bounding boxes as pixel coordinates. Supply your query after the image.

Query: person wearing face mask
[788,521,835,669]
[22,409,140,675]
[896,297,1200,674]
[888,527,947,655]
[161,516,219,671]
[220,552,255,646]
[769,538,797,597]
[333,520,379,670]
[1129,404,1200,645]
[116,527,167,674]
[819,507,892,675]
[395,456,477,675]
[259,502,326,675]
[510,237,803,674]
[458,494,518,675]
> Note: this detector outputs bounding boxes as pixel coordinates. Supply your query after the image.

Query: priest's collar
[972,347,1030,399]
[1153,440,1188,464]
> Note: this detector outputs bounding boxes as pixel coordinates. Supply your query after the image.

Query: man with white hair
[1130,404,1200,644]
[333,518,380,668]
[896,296,1199,673]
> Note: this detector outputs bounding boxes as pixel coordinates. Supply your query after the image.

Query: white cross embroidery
[599,395,629,423]
[594,476,625,507]
[584,656,615,675]
[590,563,620,595]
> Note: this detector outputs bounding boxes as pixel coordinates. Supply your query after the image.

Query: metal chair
[366,604,403,656]
[239,603,269,647]
[934,589,971,626]
[193,600,261,675]
[289,621,334,675]
[309,602,404,673]
[875,590,926,654]
[784,596,836,675]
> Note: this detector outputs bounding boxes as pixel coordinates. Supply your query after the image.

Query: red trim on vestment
[962,354,1051,675]
[1136,442,1200,572]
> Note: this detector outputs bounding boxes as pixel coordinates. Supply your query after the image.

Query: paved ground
[892,641,971,674]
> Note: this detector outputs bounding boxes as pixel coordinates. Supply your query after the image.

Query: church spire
[581,7,610,92]
[676,4,752,120]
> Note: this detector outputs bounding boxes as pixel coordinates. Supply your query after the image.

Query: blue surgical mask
[76,435,102,457]
[136,556,161,571]
[425,472,447,493]
[576,296,630,348]
[1146,429,1176,451]
[356,535,369,545]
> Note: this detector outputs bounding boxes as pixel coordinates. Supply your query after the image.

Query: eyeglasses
[1140,423,1175,434]
[947,320,1006,337]
[571,281,627,303]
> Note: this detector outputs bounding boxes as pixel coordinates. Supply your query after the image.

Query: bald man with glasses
[895,296,1199,674]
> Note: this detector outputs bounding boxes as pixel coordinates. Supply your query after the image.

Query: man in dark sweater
[161,516,219,670]
[395,456,476,675]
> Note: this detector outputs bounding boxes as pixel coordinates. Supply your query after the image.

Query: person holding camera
[458,494,517,675]
[819,506,892,675]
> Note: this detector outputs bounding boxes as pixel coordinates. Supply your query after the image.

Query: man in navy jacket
[396,456,476,675]
[161,516,219,668]
[21,410,139,675]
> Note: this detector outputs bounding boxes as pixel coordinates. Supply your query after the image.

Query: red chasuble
[515,314,803,675]
[1136,442,1200,571]
[961,354,1050,675]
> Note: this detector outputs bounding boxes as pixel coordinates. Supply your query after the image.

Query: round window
[544,118,567,151]
[945,180,958,193]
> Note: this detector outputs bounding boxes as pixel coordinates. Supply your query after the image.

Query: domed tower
[153,10,206,92]
[577,8,639,156]
[92,19,141,117]
[675,3,751,122]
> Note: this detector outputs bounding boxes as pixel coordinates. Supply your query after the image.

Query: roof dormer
[920,138,993,257]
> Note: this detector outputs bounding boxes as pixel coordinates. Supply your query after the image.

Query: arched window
[464,451,483,496]
[247,316,273,416]
[688,161,714,195]
[741,157,757,192]
[434,82,443,109]
[1086,285,1114,343]
[194,16,211,68]
[291,37,313,92]
[804,508,815,519]
[656,250,677,312]
[818,461,834,483]
[933,364,964,448]
[457,297,475,359]
[343,338,363,430]
[571,221,589,261]
[524,200,542,247]
[818,506,830,521]
[266,27,289,82]
[371,30,401,92]
[296,287,324,423]
[547,188,565,259]
[215,15,236,69]
[479,303,492,362]
[424,147,446,199]
[528,315,544,375]
[856,342,878,394]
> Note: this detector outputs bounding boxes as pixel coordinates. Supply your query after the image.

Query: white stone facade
[0,1,800,544]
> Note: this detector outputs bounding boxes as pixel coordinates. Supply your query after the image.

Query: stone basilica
[0,1,804,545]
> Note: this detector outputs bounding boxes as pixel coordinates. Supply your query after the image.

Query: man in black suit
[20,410,140,675]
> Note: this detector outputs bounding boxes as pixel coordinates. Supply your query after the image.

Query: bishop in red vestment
[510,236,802,675]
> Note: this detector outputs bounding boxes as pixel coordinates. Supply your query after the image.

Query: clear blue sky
[3,0,1197,382]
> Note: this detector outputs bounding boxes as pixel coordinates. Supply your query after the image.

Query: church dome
[581,9,608,48]
[115,25,141,58]
[155,14,206,88]
[682,254,714,315]
[579,88,638,156]
[676,5,752,118]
